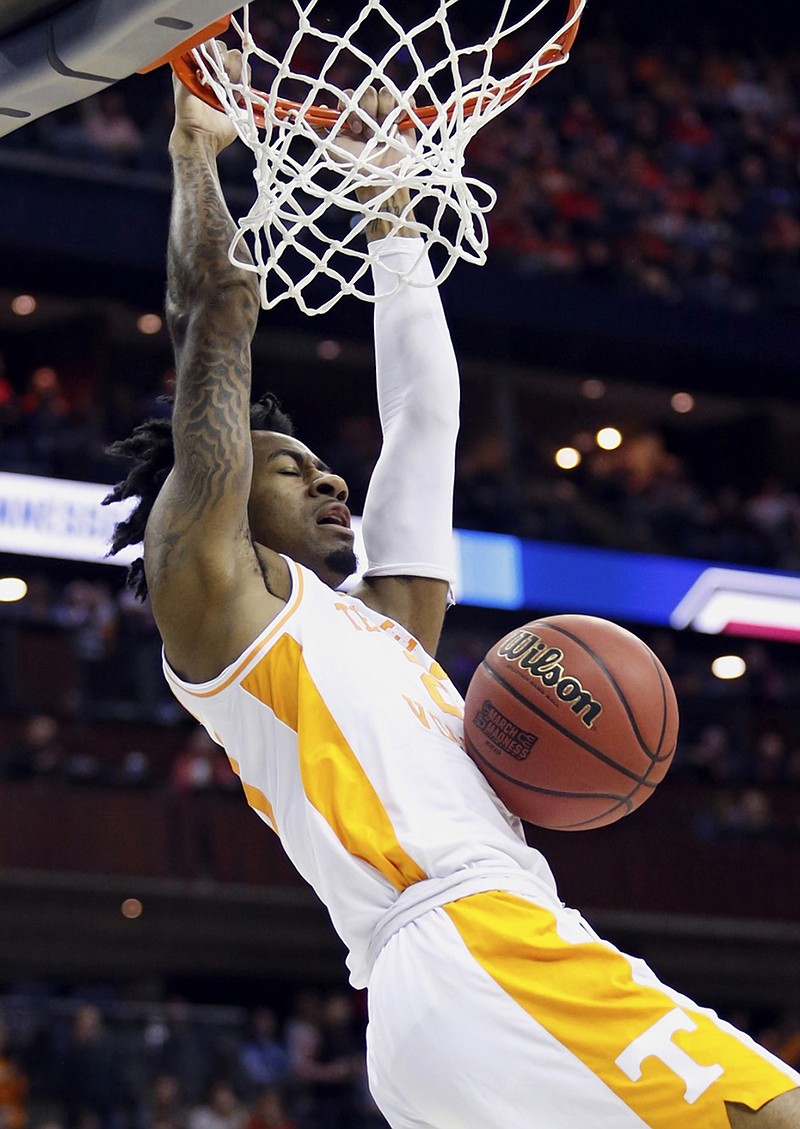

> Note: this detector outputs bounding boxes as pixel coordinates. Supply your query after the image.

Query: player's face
[249,431,357,587]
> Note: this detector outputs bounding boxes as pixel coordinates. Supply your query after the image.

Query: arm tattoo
[360,186,417,242]
[366,197,409,240]
[161,146,260,538]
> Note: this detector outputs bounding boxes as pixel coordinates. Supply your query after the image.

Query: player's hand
[328,86,419,239]
[170,41,241,156]
[332,86,417,173]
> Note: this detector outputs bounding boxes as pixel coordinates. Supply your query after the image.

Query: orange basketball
[463,615,679,830]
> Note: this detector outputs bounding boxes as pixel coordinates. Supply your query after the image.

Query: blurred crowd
[0,572,176,726]
[479,35,800,315]
[454,429,800,571]
[3,8,799,315]
[0,991,388,1129]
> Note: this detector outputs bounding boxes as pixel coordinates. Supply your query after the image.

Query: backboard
[0,0,235,137]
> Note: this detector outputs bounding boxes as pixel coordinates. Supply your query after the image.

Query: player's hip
[366,892,799,1129]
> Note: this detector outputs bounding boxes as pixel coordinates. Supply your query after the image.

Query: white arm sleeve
[361,235,460,591]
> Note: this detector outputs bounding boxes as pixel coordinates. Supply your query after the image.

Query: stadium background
[1,1,800,1127]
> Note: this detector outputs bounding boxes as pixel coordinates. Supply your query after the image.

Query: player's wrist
[358,185,417,242]
[168,125,222,160]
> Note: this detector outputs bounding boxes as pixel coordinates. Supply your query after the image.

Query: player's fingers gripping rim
[332,86,417,145]
[212,43,251,93]
[171,42,244,153]
[338,87,405,133]
[337,88,366,138]
[359,86,381,132]
[223,46,246,88]
[375,87,417,137]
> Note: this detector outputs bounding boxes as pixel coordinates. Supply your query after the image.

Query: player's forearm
[362,239,460,583]
[166,137,259,486]
[167,135,258,339]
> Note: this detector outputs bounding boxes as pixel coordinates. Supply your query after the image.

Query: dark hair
[102,393,294,599]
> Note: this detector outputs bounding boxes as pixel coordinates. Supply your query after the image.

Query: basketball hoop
[169,0,586,315]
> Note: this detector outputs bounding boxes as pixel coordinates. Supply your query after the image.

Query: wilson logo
[473,701,537,761]
[497,630,603,729]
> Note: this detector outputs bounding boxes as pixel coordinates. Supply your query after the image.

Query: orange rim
[139,15,232,74]
[169,0,583,128]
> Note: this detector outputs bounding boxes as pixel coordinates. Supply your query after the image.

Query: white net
[188,0,585,314]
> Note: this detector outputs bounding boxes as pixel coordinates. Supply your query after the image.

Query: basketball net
[173,0,585,315]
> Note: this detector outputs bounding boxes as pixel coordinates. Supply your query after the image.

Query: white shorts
[365,891,799,1129]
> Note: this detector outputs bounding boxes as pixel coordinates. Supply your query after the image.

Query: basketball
[463,615,679,831]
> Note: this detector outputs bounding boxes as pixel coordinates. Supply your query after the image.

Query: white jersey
[163,559,800,1129]
[164,557,559,987]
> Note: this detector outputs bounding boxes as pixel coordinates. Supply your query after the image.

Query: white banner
[0,472,137,566]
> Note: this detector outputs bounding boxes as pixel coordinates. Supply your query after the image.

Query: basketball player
[106,48,800,1129]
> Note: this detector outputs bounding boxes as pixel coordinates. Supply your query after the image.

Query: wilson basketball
[463,615,679,830]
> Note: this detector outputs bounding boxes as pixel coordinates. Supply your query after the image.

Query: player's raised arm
[144,51,283,682]
[348,93,461,656]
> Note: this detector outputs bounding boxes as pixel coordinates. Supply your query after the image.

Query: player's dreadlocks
[102,393,294,600]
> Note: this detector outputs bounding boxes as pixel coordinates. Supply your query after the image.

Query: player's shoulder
[149,541,291,685]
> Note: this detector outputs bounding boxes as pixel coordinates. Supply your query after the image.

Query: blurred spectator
[18,366,69,420]
[46,91,142,164]
[170,727,233,795]
[751,731,788,785]
[0,1020,28,1129]
[307,994,363,1129]
[236,1011,289,1102]
[1,967,800,1129]
[242,1089,296,1129]
[52,1004,124,1129]
[745,478,800,547]
[283,994,321,1129]
[140,1074,189,1129]
[11,367,72,473]
[455,434,519,533]
[741,642,788,704]
[679,723,743,784]
[695,786,779,841]
[115,589,178,724]
[170,727,234,875]
[114,750,154,790]
[53,582,118,718]
[14,576,56,627]
[188,1082,246,1129]
[141,1000,215,1108]
[82,92,142,162]
[0,715,63,782]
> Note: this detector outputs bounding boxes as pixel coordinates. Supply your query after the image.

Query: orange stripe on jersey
[227,756,277,832]
[241,781,277,831]
[444,893,796,1127]
[241,633,427,891]
[164,564,305,700]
